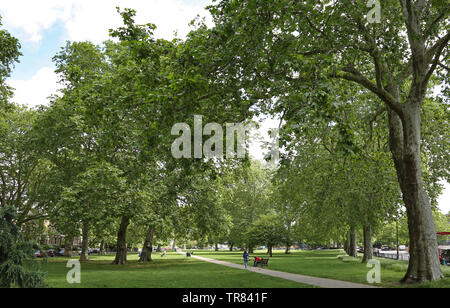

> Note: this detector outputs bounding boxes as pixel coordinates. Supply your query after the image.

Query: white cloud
[0,1,73,42]
[8,67,59,108]
[2,0,212,108]
[0,0,212,43]
[66,0,212,43]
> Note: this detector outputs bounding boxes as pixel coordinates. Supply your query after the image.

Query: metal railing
[374,251,410,261]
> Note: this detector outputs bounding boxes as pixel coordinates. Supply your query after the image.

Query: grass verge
[40,252,313,288]
[195,249,450,288]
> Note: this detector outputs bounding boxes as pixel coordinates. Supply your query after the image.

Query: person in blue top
[243,250,249,269]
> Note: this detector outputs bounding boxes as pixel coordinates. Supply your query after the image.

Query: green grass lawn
[39,250,450,288]
[40,252,312,288]
[194,249,450,288]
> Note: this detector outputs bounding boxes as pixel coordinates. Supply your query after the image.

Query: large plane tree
[208,0,449,282]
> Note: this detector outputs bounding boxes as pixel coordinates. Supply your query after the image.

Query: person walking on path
[243,250,249,269]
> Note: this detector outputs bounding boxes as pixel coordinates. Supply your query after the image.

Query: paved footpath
[178,251,379,288]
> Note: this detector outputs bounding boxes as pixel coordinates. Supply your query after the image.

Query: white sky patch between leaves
[7,67,59,108]
[438,182,450,215]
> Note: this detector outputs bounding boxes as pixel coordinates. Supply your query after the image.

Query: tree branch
[425,31,450,65]
[423,36,449,88]
[330,67,403,118]
[424,10,449,40]
[438,62,450,71]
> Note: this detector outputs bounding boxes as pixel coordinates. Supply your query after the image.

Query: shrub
[0,206,46,288]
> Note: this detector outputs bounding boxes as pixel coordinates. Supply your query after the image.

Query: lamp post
[396,216,399,260]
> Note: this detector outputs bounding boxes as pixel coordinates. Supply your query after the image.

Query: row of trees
[206,0,449,283]
[1,8,257,272]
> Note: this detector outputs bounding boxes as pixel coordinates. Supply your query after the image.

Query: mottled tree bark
[347,227,357,258]
[139,227,154,263]
[80,222,90,262]
[64,237,73,258]
[386,88,443,282]
[344,235,349,255]
[362,224,373,263]
[99,240,106,256]
[112,216,130,265]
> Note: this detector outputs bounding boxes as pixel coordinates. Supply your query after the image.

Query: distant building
[43,221,82,248]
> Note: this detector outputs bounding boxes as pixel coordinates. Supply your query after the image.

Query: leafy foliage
[0,206,46,288]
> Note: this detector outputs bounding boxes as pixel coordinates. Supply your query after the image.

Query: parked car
[47,249,56,257]
[381,245,390,251]
[34,250,42,258]
[89,248,100,254]
[57,249,65,256]
[398,245,407,251]
[373,242,382,249]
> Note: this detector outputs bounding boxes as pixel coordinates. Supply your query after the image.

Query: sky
[1,0,448,214]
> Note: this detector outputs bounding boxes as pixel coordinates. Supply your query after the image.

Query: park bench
[256,258,269,267]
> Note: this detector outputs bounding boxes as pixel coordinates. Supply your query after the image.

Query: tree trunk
[347,227,357,258]
[80,222,90,262]
[268,245,273,257]
[99,240,106,256]
[362,224,373,263]
[229,243,234,251]
[139,227,154,263]
[39,232,48,258]
[344,234,349,255]
[64,237,73,258]
[112,216,130,265]
[386,96,443,282]
[248,246,254,254]
[285,243,291,254]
